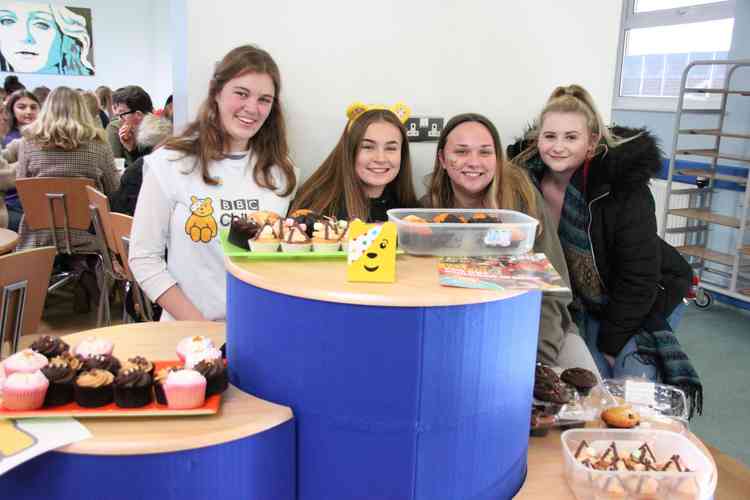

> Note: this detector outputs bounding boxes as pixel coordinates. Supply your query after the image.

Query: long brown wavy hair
[164,45,295,196]
[290,109,417,220]
[426,113,541,226]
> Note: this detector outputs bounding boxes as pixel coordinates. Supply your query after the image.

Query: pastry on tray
[114,367,153,408]
[3,349,48,376]
[154,365,181,405]
[74,369,114,408]
[280,219,312,252]
[184,347,222,370]
[121,356,155,378]
[311,218,343,252]
[163,369,207,409]
[82,354,122,376]
[73,337,114,358]
[41,357,76,406]
[176,335,215,363]
[601,404,641,429]
[249,219,282,252]
[30,335,70,360]
[2,371,49,410]
[193,358,229,397]
[227,215,260,250]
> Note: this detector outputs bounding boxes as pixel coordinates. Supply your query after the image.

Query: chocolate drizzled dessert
[227,215,261,250]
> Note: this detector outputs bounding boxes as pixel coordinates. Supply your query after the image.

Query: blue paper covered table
[226,255,541,500]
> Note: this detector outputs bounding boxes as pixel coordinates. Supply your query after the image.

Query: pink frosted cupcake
[163,369,206,409]
[2,371,49,410]
[3,349,49,375]
[73,337,114,357]
[184,347,222,369]
[176,335,215,363]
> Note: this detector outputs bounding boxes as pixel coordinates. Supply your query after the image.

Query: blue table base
[227,273,541,500]
[1,419,295,500]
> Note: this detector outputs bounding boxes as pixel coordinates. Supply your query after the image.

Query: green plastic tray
[220,229,347,259]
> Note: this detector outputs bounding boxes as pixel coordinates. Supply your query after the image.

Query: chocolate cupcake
[560,367,598,395]
[227,215,260,250]
[82,354,121,376]
[41,357,76,406]
[289,209,321,238]
[153,366,180,405]
[122,356,154,378]
[432,213,467,223]
[114,368,153,408]
[74,369,114,407]
[61,352,84,374]
[193,359,228,397]
[30,335,70,360]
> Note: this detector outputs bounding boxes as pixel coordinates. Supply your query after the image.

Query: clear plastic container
[387,208,539,257]
[561,428,716,500]
[603,378,689,421]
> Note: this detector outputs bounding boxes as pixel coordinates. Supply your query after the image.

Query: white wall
[0,0,172,108]
[175,0,622,194]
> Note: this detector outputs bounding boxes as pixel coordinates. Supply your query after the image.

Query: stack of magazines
[437,254,569,292]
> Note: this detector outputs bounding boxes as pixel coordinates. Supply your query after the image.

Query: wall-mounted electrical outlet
[405,117,444,142]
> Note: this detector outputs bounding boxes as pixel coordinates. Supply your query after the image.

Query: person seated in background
[107,85,154,168]
[15,86,120,312]
[421,112,597,373]
[95,85,113,119]
[32,86,51,106]
[3,75,24,95]
[80,91,107,129]
[509,85,698,408]
[110,113,173,215]
[290,103,418,221]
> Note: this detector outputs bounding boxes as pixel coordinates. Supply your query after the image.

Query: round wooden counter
[225,255,542,500]
[0,322,295,500]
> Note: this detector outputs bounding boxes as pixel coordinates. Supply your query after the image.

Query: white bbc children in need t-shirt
[129,147,294,320]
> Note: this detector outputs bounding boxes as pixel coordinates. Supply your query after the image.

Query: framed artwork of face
[0,2,94,75]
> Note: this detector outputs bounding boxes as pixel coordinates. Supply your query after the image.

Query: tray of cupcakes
[222,209,351,258]
[0,335,228,418]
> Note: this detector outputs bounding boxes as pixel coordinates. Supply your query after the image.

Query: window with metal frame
[613,0,735,111]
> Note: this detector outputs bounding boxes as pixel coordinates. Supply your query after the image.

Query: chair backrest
[0,247,56,356]
[109,212,134,278]
[16,178,96,232]
[86,186,118,255]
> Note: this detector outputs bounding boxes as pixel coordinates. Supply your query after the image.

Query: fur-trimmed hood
[510,126,663,195]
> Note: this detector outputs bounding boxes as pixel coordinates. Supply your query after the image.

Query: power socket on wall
[405,117,444,142]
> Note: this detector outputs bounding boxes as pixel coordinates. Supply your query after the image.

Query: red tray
[0,361,221,419]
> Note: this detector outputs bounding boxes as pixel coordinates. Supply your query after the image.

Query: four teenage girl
[129,45,691,377]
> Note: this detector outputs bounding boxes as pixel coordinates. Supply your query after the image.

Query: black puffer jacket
[511,127,693,355]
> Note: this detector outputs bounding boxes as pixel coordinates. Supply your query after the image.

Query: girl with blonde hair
[130,45,296,321]
[510,85,696,393]
[423,113,590,369]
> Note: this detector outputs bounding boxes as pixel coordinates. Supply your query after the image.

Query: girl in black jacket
[511,85,693,382]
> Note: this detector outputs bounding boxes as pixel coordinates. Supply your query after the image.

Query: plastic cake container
[561,428,716,500]
[387,208,538,257]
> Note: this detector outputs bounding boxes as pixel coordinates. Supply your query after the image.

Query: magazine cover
[438,254,569,292]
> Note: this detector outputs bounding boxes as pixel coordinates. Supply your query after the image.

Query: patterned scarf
[632,315,703,419]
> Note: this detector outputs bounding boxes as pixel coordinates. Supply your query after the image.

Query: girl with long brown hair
[130,45,296,321]
[290,104,418,221]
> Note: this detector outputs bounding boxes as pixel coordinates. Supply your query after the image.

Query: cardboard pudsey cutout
[346,220,397,283]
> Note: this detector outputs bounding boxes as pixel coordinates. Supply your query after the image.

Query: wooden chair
[0,247,56,359]
[86,186,129,326]
[109,212,153,321]
[15,177,98,295]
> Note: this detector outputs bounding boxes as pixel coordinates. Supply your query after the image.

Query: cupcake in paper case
[249,219,282,253]
[114,367,153,408]
[176,335,215,363]
[121,356,155,378]
[41,356,76,406]
[3,349,49,376]
[311,217,343,252]
[82,354,122,376]
[30,335,70,360]
[74,369,115,408]
[193,359,229,397]
[153,366,181,405]
[73,337,114,358]
[280,219,312,253]
[163,369,207,409]
[184,347,222,370]
[2,371,49,410]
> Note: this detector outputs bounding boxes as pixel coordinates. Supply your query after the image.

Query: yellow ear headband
[345,101,411,128]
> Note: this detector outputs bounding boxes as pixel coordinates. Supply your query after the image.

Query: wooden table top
[0,227,19,255]
[225,254,526,307]
[56,322,293,456]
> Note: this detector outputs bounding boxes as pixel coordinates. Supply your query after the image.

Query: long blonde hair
[164,45,296,196]
[24,86,106,150]
[426,113,540,225]
[290,109,418,220]
[514,84,636,164]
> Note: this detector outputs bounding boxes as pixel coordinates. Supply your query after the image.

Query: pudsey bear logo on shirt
[185,196,218,243]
